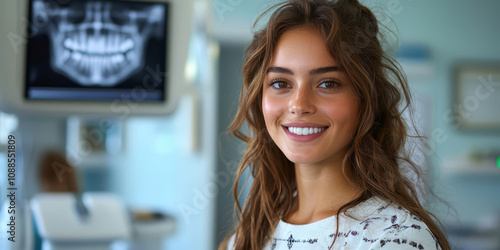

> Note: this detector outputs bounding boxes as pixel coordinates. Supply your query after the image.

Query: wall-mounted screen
[25,0,169,102]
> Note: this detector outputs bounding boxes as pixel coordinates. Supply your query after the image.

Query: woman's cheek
[262,94,283,126]
[325,96,358,120]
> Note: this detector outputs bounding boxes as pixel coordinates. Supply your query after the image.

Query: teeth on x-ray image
[33,0,165,86]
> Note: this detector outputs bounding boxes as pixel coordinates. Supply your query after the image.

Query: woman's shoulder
[339,196,441,249]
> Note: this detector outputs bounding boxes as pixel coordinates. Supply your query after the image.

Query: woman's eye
[318,81,340,89]
[271,81,290,89]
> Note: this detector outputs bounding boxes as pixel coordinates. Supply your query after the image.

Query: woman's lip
[282,125,328,142]
[281,122,328,128]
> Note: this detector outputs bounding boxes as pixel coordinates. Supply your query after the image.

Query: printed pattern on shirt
[269,200,441,250]
[271,234,319,249]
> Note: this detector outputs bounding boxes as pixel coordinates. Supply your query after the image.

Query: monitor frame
[0,0,193,117]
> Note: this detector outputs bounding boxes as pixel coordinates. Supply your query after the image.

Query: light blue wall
[108,92,218,250]
[375,0,500,225]
[379,0,500,160]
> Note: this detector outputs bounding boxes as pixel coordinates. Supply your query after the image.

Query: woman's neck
[284,157,362,225]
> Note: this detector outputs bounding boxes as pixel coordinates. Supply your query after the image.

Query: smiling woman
[220,0,451,249]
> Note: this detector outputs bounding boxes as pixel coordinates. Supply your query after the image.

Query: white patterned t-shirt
[228,196,441,250]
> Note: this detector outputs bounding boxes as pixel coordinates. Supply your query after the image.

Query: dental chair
[30,192,131,250]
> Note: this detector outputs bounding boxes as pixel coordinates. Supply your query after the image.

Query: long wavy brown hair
[220,0,450,249]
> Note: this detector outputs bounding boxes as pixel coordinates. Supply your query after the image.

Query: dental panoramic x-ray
[25,0,168,101]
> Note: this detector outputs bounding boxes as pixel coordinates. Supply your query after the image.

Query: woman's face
[262,27,359,166]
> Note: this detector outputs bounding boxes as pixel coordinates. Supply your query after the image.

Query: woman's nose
[289,87,315,116]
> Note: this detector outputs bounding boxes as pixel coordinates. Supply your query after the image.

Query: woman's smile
[281,122,329,142]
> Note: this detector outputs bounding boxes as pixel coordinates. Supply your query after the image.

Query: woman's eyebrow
[309,66,339,75]
[267,66,294,75]
[267,66,339,75]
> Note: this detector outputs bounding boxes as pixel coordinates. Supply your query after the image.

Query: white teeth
[72,51,82,61]
[120,39,134,52]
[63,35,130,78]
[296,127,303,135]
[63,33,134,55]
[287,127,325,136]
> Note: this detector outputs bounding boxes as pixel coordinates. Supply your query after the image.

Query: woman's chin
[284,153,322,165]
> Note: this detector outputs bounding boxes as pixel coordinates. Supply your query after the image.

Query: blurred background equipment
[30,192,131,250]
